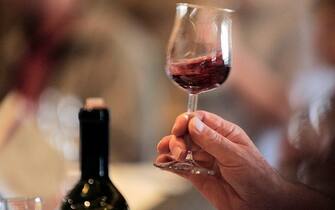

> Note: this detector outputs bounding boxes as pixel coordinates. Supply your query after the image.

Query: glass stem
[187,93,198,113]
[185,93,198,161]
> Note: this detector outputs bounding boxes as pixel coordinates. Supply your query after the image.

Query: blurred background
[1,0,334,209]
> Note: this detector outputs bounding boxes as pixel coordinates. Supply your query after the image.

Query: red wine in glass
[167,53,230,94]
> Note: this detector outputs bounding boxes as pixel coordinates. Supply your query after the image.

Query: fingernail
[187,112,194,118]
[171,147,183,159]
[171,125,176,133]
[193,117,204,133]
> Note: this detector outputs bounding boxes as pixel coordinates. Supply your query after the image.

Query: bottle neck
[79,109,110,180]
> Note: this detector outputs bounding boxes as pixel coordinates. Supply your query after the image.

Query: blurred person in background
[0,0,79,148]
[279,0,335,195]
[0,0,166,161]
[156,0,335,209]
[0,0,79,207]
[0,0,169,208]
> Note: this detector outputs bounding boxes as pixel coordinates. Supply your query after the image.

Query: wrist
[247,169,290,210]
[279,180,334,210]
[266,173,292,210]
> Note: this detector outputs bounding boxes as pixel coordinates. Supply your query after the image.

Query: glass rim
[176,3,235,13]
[0,197,42,202]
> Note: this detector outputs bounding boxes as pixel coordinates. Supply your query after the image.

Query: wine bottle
[61,98,129,210]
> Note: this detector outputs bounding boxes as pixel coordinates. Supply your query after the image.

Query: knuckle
[226,125,238,138]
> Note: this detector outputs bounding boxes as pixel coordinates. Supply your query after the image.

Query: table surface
[64,162,193,210]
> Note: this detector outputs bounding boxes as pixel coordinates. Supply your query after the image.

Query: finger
[188,116,237,160]
[169,135,187,160]
[171,113,189,137]
[192,150,215,169]
[192,150,214,163]
[157,135,172,154]
[189,140,201,152]
[193,110,251,145]
[155,154,175,164]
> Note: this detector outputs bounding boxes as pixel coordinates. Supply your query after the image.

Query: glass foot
[154,159,215,176]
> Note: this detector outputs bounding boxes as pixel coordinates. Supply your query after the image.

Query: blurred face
[314,7,335,65]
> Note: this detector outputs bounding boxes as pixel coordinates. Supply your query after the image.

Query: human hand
[155,111,287,210]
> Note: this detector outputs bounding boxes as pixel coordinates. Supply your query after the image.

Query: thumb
[188,116,237,160]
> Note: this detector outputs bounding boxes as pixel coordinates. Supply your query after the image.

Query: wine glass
[0,197,43,210]
[155,3,233,175]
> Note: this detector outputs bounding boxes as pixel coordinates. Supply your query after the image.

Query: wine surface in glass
[167,53,230,94]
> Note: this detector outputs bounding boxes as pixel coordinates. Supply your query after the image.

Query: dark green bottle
[61,99,129,210]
